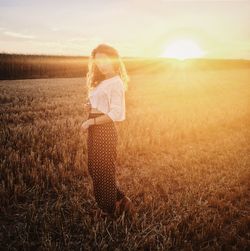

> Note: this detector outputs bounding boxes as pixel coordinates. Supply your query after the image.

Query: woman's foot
[115,196,137,220]
[95,208,110,219]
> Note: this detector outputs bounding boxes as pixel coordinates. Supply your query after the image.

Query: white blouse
[88,75,126,122]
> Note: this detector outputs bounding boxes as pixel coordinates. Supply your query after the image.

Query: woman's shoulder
[103,75,122,84]
[104,76,124,90]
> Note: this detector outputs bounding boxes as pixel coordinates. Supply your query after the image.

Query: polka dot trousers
[87,112,126,215]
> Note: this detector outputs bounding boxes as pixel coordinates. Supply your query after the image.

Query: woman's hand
[84,100,92,113]
[81,119,93,133]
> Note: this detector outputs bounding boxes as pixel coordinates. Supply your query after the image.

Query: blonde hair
[86,43,130,94]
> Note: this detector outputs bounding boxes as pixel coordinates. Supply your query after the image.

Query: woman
[81,43,136,220]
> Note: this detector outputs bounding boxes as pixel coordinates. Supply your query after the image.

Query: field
[1,68,249,250]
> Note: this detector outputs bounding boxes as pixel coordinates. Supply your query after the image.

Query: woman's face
[94,53,115,75]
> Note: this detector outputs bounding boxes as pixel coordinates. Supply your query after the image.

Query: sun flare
[161,39,205,60]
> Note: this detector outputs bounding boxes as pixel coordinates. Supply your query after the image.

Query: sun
[160,39,205,60]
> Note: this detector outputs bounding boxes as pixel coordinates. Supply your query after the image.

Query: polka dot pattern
[87,112,126,215]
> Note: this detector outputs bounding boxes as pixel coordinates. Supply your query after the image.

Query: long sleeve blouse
[88,75,126,122]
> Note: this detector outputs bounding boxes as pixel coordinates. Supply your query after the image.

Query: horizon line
[0,51,250,62]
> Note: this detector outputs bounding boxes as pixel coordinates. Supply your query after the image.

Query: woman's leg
[116,186,126,201]
[87,117,125,215]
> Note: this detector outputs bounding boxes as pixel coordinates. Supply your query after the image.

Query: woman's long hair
[86,43,130,95]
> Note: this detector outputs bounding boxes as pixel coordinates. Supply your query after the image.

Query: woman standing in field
[81,44,136,220]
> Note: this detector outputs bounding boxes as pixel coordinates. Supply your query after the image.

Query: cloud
[68,37,89,42]
[68,37,103,43]
[3,31,36,39]
[160,0,246,2]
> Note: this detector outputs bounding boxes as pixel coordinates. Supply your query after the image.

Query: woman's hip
[87,112,118,134]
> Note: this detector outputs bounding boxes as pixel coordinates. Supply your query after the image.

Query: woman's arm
[86,80,125,126]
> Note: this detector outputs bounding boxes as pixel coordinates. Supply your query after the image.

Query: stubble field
[1,68,249,250]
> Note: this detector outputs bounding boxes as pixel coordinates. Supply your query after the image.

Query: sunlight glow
[161,39,205,60]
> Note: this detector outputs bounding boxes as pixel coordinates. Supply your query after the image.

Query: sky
[0,0,249,59]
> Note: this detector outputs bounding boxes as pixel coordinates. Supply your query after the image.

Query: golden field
[0,68,249,250]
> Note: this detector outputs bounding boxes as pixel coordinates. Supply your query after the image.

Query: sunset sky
[0,0,249,59]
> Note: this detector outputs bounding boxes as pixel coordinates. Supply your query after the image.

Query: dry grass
[0,68,249,250]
